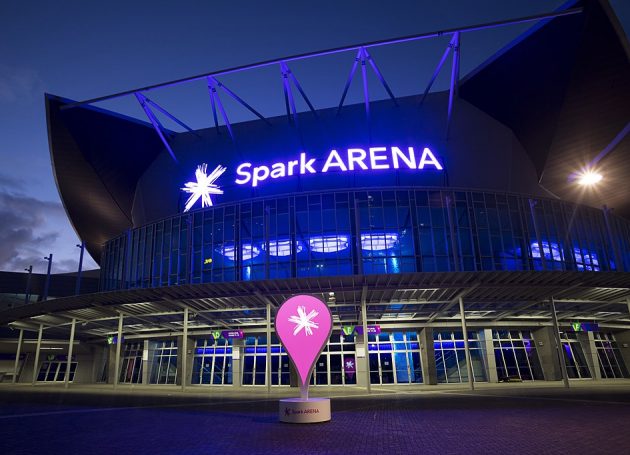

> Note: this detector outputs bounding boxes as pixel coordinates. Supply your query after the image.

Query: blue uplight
[309,235,349,253]
[216,243,260,261]
[361,233,398,251]
[531,241,563,262]
[265,239,303,256]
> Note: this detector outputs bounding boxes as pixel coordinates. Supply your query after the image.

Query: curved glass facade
[100,187,630,291]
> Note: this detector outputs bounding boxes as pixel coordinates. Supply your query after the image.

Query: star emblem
[181,163,226,212]
[288,305,319,336]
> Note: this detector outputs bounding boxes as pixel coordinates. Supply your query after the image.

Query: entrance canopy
[2,271,629,340]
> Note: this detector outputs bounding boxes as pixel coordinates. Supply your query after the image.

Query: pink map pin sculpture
[275,294,332,400]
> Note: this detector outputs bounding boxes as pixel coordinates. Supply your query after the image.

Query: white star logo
[345,360,354,369]
[288,305,319,336]
[181,163,226,212]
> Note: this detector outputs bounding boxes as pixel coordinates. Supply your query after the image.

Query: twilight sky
[1,0,628,274]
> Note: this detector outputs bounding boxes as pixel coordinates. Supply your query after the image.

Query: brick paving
[1,384,630,454]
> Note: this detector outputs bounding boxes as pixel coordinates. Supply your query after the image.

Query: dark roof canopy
[460,0,630,218]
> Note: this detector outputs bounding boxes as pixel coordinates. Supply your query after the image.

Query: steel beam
[134,93,178,162]
[446,31,460,139]
[181,307,188,391]
[459,297,475,390]
[64,8,583,109]
[64,318,76,388]
[364,48,397,106]
[337,49,361,115]
[114,313,123,388]
[206,78,234,140]
[420,34,456,105]
[550,298,570,388]
[209,77,270,125]
[12,329,23,383]
[361,285,371,393]
[31,324,43,385]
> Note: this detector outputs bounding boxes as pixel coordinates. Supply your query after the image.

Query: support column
[64,318,76,388]
[419,328,437,385]
[532,326,563,380]
[181,307,188,391]
[482,328,499,383]
[114,313,123,388]
[232,338,244,387]
[355,333,369,388]
[32,324,43,385]
[12,329,24,383]
[142,340,149,385]
[459,297,475,390]
[612,329,630,373]
[361,293,371,393]
[266,303,272,393]
[550,298,570,388]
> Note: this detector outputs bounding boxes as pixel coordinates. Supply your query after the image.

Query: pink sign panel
[275,295,333,388]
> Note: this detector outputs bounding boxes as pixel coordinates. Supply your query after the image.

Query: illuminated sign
[354,325,381,335]
[235,147,443,188]
[182,146,443,211]
[341,325,381,335]
[181,163,226,212]
[571,322,599,332]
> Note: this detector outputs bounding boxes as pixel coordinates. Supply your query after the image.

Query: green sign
[342,326,355,336]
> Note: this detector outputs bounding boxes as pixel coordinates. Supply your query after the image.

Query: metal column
[75,242,85,295]
[64,318,76,388]
[550,298,570,388]
[266,302,272,393]
[458,297,475,390]
[31,324,43,385]
[181,307,188,391]
[114,313,123,388]
[361,289,371,393]
[12,329,24,383]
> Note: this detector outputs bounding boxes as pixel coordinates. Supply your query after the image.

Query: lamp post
[75,242,85,295]
[42,254,53,302]
[24,265,33,305]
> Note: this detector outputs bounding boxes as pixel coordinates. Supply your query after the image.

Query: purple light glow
[264,240,303,256]
[309,235,349,253]
[361,233,398,251]
[530,241,563,261]
[216,243,260,261]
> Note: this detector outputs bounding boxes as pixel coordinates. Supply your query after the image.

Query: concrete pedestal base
[279,397,331,423]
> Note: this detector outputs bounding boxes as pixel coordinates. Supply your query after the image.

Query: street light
[43,254,53,302]
[75,242,85,295]
[24,265,33,305]
[576,170,603,186]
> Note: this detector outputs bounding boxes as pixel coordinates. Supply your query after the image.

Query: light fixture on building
[576,170,603,185]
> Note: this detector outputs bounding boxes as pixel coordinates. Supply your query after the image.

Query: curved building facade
[2,0,630,390]
[101,187,630,292]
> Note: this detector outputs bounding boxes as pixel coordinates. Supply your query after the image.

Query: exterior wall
[419,328,437,385]
[577,332,601,380]
[532,327,563,381]
[612,330,630,371]
[101,188,625,291]
[482,328,499,383]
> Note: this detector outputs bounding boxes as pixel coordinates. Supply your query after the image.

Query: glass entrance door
[368,332,423,385]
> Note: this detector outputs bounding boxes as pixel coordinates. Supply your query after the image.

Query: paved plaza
[1,382,630,454]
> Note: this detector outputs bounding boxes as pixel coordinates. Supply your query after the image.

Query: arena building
[1,0,630,390]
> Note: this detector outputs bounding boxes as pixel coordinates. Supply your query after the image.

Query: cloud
[0,64,44,104]
[0,190,71,272]
[0,173,25,190]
